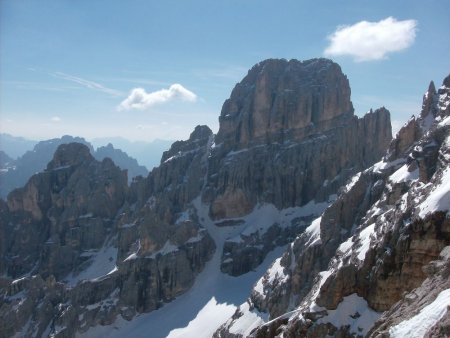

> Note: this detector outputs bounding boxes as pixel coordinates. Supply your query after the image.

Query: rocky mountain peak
[215,58,354,150]
[421,80,438,119]
[160,125,212,163]
[189,124,213,141]
[443,73,450,87]
[47,142,93,170]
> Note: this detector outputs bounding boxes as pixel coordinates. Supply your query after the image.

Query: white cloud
[324,17,417,62]
[118,84,198,111]
[53,72,123,96]
[51,116,61,122]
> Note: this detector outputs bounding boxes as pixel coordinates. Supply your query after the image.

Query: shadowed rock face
[4,143,128,279]
[206,58,392,220]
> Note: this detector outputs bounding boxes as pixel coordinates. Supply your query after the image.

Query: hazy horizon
[1,1,449,143]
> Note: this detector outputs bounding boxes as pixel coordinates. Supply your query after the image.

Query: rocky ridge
[0,131,215,338]
[0,135,150,199]
[215,74,450,337]
[205,58,391,275]
[0,58,396,338]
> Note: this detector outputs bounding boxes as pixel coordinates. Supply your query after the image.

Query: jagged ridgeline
[1,59,448,338]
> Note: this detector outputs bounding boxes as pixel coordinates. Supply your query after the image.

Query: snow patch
[166,297,236,338]
[228,302,267,336]
[64,245,118,286]
[226,200,329,243]
[418,167,450,218]
[304,216,322,247]
[389,288,450,338]
[389,164,419,184]
[148,240,179,258]
[254,257,289,295]
[337,237,353,254]
[438,115,450,127]
[356,224,375,261]
[318,293,381,336]
[373,158,405,173]
[343,172,361,192]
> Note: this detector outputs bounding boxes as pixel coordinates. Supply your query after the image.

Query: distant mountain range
[0,135,152,198]
[90,137,174,170]
[0,133,38,159]
[0,133,173,170]
[0,134,174,199]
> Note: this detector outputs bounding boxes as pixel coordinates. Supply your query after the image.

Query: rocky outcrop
[0,135,152,199]
[205,59,391,221]
[368,246,450,337]
[203,58,391,276]
[0,134,216,337]
[94,143,148,183]
[4,143,127,279]
[216,73,450,337]
[214,58,354,150]
[0,135,93,199]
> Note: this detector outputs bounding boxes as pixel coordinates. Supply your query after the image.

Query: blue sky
[1,0,449,142]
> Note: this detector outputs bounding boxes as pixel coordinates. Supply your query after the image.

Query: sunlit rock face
[215,73,450,338]
[206,58,391,220]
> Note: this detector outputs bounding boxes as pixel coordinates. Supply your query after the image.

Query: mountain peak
[216,58,354,149]
[47,142,93,170]
[189,125,212,141]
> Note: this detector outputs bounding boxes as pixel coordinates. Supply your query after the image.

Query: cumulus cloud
[118,84,197,111]
[324,17,417,62]
[51,116,61,122]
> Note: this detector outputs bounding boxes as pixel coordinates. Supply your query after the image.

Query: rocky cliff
[0,126,216,337]
[206,59,391,221]
[94,143,149,183]
[0,58,398,338]
[215,74,450,337]
[204,58,391,275]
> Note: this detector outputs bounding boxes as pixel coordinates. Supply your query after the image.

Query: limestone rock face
[94,143,148,183]
[0,134,216,337]
[0,135,94,199]
[206,59,391,222]
[215,58,354,150]
[216,73,450,338]
[368,246,450,337]
[4,143,127,279]
[203,59,391,276]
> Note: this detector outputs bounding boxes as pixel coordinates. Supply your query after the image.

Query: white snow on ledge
[225,199,330,243]
[343,172,361,193]
[373,158,405,173]
[253,257,289,296]
[389,164,418,184]
[389,288,450,338]
[228,301,267,336]
[356,224,375,261]
[318,293,381,336]
[418,167,450,218]
[64,245,118,287]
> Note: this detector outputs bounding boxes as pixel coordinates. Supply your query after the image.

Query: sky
[1,0,449,142]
